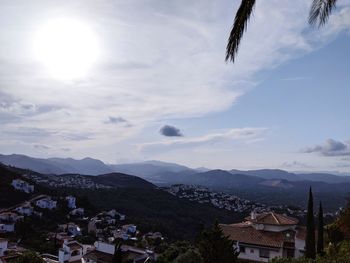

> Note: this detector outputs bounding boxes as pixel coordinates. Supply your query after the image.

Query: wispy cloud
[0,1,349,161]
[140,127,267,152]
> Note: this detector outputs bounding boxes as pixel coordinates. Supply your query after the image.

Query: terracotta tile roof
[246,212,299,226]
[220,223,295,248]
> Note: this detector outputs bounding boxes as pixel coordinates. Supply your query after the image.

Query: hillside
[91,172,156,189]
[0,164,36,208]
[0,164,243,240]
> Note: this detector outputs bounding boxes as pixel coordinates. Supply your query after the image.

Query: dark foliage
[305,187,316,259]
[317,202,324,255]
[197,221,239,263]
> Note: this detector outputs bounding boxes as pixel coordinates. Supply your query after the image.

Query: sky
[0,0,350,172]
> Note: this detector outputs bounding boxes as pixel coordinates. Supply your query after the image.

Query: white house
[11,179,34,194]
[0,238,8,257]
[66,196,76,209]
[82,241,156,263]
[36,197,57,210]
[0,223,14,233]
[221,211,306,262]
[58,240,83,263]
[69,208,84,217]
[59,223,82,237]
[15,203,34,216]
[122,224,137,234]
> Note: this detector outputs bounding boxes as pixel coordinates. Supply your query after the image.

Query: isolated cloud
[159,125,183,137]
[106,116,127,124]
[302,139,350,156]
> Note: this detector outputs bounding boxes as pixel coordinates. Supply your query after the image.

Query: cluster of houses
[22,173,111,189]
[41,239,157,263]
[164,184,309,216]
[88,209,140,242]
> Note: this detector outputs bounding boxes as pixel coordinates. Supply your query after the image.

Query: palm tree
[226,0,339,63]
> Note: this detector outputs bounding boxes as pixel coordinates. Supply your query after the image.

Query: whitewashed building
[221,211,306,262]
[58,240,83,263]
[11,179,34,193]
[36,197,57,210]
[65,196,76,209]
[0,238,8,257]
[15,202,34,216]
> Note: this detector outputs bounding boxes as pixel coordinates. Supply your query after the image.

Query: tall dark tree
[226,0,339,63]
[317,202,324,255]
[113,243,123,263]
[197,221,239,263]
[305,187,316,259]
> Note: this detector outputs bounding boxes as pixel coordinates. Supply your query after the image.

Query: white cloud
[0,0,350,161]
[139,127,267,153]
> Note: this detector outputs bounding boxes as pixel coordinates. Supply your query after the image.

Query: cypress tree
[305,187,316,259]
[317,202,324,256]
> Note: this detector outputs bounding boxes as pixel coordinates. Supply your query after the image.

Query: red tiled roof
[220,223,295,248]
[246,212,299,226]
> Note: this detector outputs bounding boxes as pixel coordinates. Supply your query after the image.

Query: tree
[14,251,44,263]
[305,187,316,259]
[197,221,239,263]
[226,0,339,63]
[317,202,324,256]
[113,243,123,263]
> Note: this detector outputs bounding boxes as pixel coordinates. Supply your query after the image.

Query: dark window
[239,246,245,253]
[259,248,270,258]
[71,250,80,256]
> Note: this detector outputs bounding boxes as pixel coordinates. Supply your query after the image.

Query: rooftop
[246,212,299,226]
[220,223,296,248]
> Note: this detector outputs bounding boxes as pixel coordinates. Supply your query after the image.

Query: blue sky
[0,0,349,172]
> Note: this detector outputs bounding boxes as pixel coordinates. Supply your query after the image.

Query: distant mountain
[48,157,113,175]
[0,154,67,174]
[92,173,155,189]
[165,169,264,188]
[109,160,194,178]
[230,169,350,184]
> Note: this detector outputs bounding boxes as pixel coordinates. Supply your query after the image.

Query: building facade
[221,211,306,262]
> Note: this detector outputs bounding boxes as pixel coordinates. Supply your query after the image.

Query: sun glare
[33,18,99,80]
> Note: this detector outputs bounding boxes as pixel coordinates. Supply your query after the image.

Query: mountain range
[1,153,350,185]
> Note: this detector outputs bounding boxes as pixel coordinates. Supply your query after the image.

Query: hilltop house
[0,212,22,233]
[11,179,34,193]
[82,241,156,263]
[58,240,84,263]
[36,197,57,210]
[59,223,82,237]
[15,202,34,216]
[0,238,8,257]
[220,211,306,262]
[66,196,76,209]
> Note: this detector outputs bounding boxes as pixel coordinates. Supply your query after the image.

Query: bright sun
[34,18,99,80]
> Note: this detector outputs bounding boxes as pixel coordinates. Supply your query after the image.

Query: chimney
[250,211,256,220]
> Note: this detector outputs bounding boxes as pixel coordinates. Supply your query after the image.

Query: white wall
[0,240,8,257]
[235,244,282,262]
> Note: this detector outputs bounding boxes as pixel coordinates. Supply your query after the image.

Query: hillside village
[0,177,163,263]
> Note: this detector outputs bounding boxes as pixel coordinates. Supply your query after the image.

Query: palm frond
[225,0,256,63]
[309,0,338,27]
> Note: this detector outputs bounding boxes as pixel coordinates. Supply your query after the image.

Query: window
[259,248,270,258]
[239,246,245,253]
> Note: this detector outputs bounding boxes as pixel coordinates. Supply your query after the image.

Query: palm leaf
[309,0,338,27]
[225,0,256,63]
